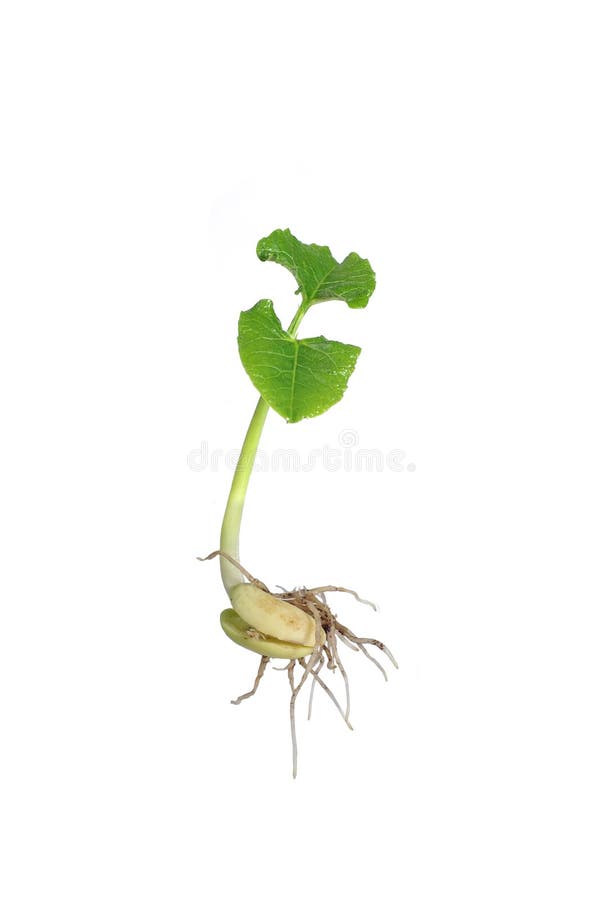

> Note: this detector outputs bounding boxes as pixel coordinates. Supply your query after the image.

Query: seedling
[200,228,397,776]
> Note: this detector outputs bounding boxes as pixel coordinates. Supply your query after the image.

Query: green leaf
[238,300,361,423]
[256,228,375,309]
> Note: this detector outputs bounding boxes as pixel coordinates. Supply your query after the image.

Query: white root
[307,657,324,720]
[231,655,269,704]
[337,632,360,652]
[356,642,389,681]
[287,600,324,777]
[304,584,379,612]
[298,658,353,730]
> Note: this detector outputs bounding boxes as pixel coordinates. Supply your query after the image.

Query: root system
[199,550,397,777]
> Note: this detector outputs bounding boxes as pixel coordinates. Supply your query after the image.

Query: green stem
[286,301,309,337]
[219,396,269,591]
[219,301,309,594]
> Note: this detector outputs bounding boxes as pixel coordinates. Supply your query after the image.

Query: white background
[1,1,601,897]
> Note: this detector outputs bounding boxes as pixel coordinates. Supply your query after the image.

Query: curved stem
[219,301,309,594]
[219,396,269,592]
